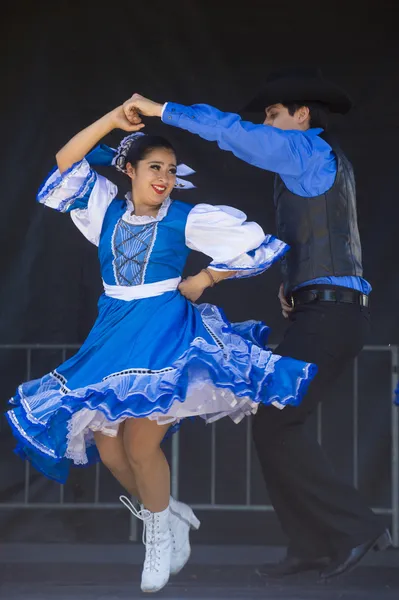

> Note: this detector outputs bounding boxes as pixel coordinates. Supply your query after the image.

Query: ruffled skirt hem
[6,304,316,483]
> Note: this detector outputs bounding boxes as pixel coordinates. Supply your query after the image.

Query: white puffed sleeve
[185,204,288,278]
[36,159,118,246]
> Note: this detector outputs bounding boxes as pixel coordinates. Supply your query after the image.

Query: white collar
[122,192,172,225]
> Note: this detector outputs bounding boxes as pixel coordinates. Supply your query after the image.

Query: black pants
[252,300,382,559]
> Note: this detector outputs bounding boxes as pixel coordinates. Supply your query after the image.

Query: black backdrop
[0,0,398,543]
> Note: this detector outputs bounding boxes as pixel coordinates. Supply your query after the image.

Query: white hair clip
[111,133,195,189]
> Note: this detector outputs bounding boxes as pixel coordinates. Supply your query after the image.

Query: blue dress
[6,157,317,484]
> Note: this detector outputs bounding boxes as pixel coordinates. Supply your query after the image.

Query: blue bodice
[99,199,192,286]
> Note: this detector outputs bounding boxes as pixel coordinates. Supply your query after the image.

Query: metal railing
[0,343,398,546]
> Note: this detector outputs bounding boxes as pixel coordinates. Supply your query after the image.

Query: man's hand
[278,283,294,318]
[123,94,163,120]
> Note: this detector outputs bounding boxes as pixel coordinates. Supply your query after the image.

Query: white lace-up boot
[120,496,171,593]
[169,496,201,575]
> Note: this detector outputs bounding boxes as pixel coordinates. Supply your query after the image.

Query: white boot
[169,496,201,575]
[120,496,171,593]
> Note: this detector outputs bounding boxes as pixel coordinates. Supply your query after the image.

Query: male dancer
[126,68,391,579]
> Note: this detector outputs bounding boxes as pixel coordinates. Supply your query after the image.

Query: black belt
[290,286,369,308]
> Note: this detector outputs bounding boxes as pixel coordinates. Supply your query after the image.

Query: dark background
[0,0,398,545]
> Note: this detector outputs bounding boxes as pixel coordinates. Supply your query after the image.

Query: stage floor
[1,544,398,600]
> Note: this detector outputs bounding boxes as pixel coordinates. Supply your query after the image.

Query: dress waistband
[103,277,181,301]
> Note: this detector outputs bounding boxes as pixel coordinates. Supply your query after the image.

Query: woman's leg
[94,422,141,500]
[123,418,170,513]
[120,418,172,592]
[96,418,198,585]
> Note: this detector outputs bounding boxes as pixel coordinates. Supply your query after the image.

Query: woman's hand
[109,104,145,132]
[178,272,211,303]
[56,104,144,174]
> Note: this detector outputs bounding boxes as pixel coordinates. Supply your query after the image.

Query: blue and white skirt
[7,291,316,483]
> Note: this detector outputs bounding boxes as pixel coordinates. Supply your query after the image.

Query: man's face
[263,103,310,130]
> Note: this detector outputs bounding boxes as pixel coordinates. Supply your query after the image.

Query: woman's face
[127,148,177,207]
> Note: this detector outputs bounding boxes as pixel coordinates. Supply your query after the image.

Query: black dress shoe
[257,555,332,578]
[320,529,392,580]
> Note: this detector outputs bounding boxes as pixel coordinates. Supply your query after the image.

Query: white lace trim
[122,193,171,225]
[64,382,262,465]
[15,304,312,467]
[8,410,58,458]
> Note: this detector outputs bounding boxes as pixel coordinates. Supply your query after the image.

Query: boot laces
[119,495,161,572]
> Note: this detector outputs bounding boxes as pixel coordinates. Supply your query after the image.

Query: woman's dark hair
[283,101,330,130]
[126,135,176,167]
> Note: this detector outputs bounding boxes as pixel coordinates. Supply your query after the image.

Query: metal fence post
[129,501,138,542]
[245,417,252,505]
[353,356,359,489]
[391,345,399,547]
[24,348,32,505]
[210,422,216,505]
[171,429,180,500]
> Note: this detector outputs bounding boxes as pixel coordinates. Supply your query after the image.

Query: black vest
[274,141,363,292]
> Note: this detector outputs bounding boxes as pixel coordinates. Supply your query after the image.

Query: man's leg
[253,302,382,563]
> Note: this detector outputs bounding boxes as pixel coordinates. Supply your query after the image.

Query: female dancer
[6,99,316,593]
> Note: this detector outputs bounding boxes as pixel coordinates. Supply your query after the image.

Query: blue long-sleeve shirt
[162,102,371,295]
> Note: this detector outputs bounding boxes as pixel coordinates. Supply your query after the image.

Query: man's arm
[124,94,324,177]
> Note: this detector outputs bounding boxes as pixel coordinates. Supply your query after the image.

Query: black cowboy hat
[243,67,352,114]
